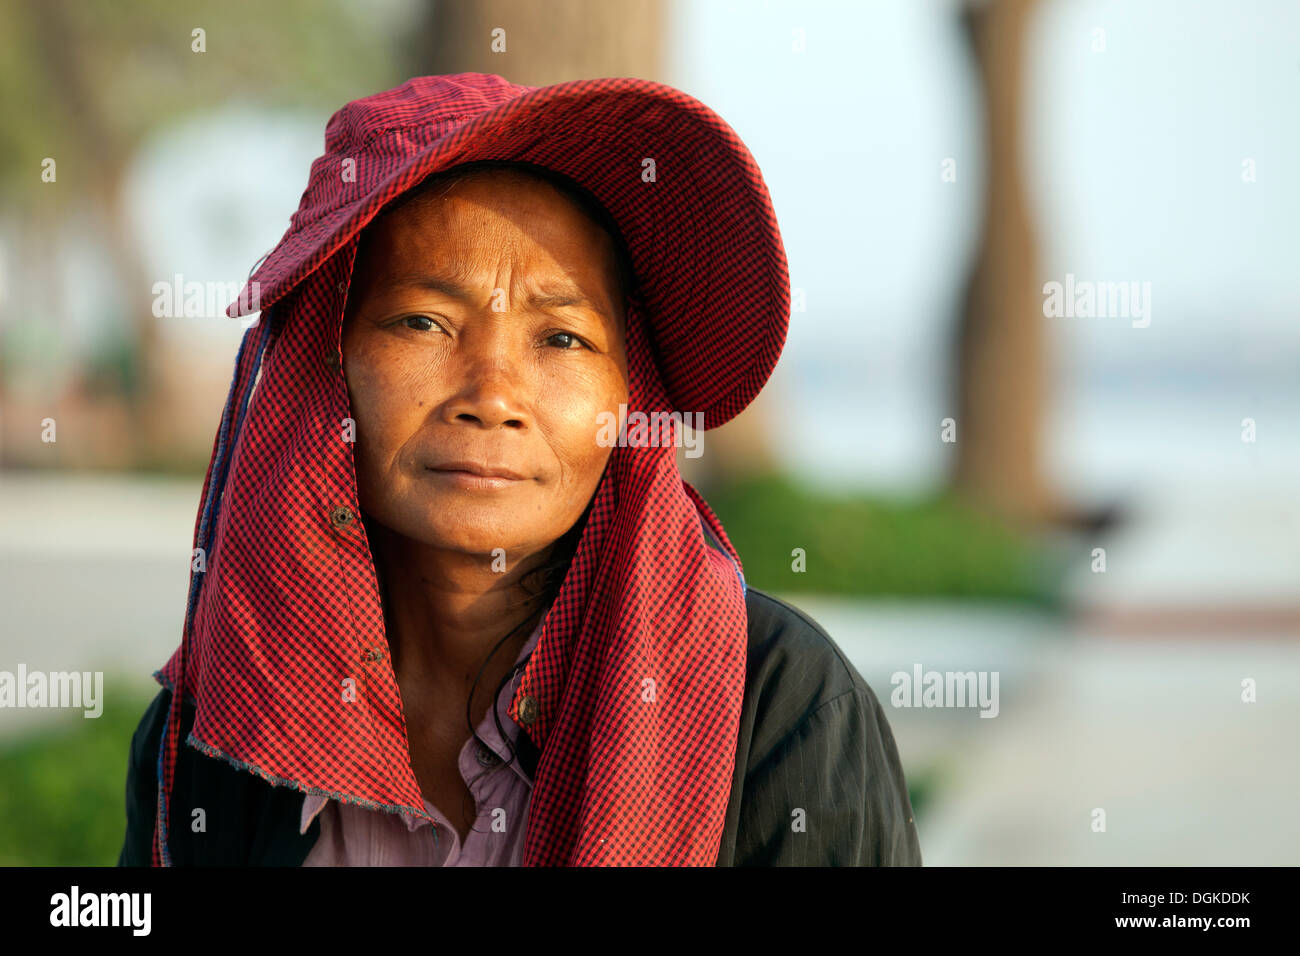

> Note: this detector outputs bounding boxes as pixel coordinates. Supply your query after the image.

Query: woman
[118,73,921,867]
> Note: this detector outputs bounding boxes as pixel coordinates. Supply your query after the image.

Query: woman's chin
[395,512,537,559]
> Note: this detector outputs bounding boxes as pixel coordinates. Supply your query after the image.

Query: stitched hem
[183,731,431,824]
[151,670,198,708]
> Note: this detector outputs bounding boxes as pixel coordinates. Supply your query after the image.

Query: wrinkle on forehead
[347,173,628,331]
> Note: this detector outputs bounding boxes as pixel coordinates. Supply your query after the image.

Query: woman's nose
[438,329,531,430]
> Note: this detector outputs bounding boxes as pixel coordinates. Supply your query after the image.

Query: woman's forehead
[349,174,629,321]
[372,164,633,292]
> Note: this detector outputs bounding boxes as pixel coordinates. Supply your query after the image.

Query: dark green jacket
[119,586,922,866]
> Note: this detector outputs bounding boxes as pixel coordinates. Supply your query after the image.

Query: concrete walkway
[785,480,1300,866]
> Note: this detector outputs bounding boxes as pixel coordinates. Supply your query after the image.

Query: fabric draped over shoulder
[152,237,750,866]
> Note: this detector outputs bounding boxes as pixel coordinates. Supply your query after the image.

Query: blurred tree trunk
[410,0,664,85]
[25,0,165,465]
[953,0,1058,525]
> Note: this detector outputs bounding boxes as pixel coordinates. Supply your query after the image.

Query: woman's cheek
[345,346,400,467]
[574,397,620,492]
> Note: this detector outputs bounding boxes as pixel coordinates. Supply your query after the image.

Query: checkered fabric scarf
[150,239,751,867]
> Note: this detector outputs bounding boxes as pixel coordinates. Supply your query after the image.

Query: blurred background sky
[0,0,1297,866]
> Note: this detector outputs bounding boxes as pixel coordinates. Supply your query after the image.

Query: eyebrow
[390,272,612,320]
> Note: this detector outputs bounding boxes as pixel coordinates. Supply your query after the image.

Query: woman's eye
[400,315,437,332]
[545,331,587,350]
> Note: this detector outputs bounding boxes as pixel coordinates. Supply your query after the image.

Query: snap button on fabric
[362,647,383,663]
[329,505,354,529]
[518,695,539,726]
[476,744,501,767]
[323,350,340,370]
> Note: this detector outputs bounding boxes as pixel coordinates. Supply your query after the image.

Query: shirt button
[329,505,354,529]
[476,744,501,767]
[323,350,341,370]
[517,695,539,726]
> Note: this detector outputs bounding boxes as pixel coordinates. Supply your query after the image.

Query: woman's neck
[370,527,551,714]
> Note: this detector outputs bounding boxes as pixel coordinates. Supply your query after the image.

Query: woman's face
[341,168,630,560]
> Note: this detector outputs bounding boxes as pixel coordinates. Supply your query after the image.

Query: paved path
[0,472,196,739]
[786,479,1300,866]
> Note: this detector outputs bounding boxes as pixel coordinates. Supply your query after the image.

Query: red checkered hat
[230,72,790,430]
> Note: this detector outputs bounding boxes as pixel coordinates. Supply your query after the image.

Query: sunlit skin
[340,168,629,838]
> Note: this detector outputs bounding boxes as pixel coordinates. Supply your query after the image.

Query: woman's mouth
[425,461,530,491]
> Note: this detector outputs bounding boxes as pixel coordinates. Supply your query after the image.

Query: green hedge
[0,682,158,866]
[704,473,1061,607]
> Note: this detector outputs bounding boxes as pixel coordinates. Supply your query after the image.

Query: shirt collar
[299,612,545,835]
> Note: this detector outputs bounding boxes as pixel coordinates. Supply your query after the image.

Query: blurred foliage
[0,681,158,866]
[904,761,945,823]
[80,328,142,397]
[707,472,1062,607]
[0,0,400,209]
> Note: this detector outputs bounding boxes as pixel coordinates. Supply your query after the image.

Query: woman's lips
[425,462,530,491]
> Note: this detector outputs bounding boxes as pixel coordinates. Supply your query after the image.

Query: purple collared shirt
[300,617,542,866]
